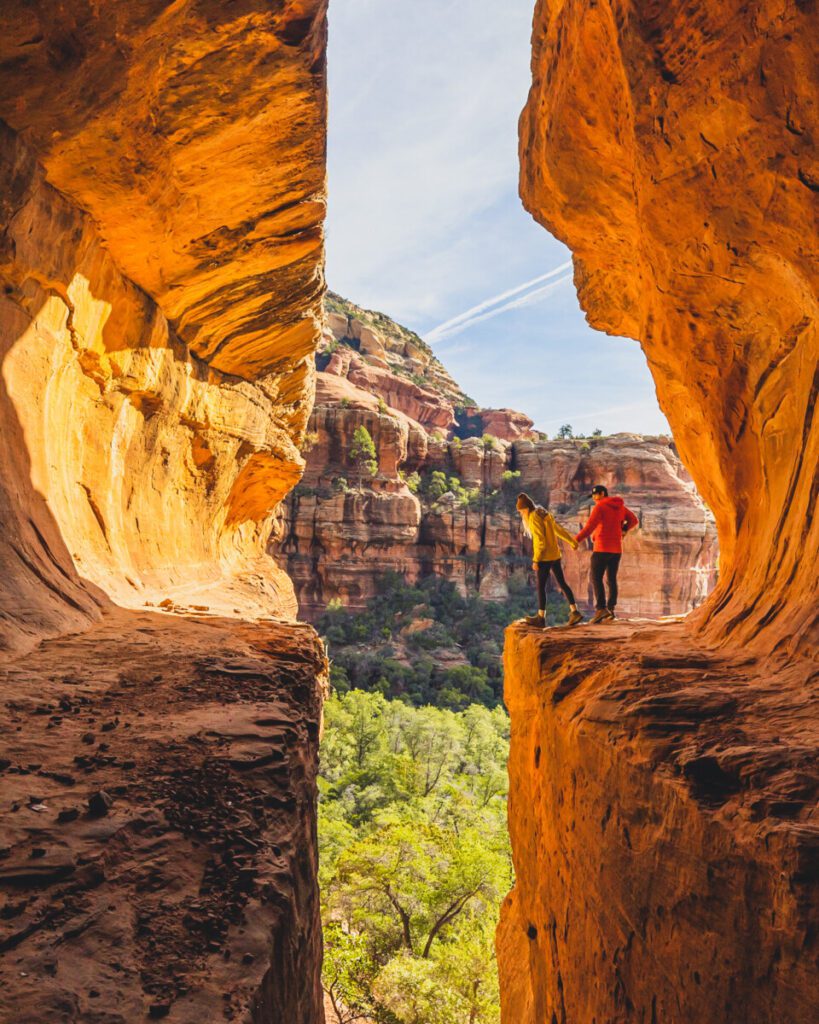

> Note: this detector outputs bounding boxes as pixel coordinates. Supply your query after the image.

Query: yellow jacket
[523,507,578,562]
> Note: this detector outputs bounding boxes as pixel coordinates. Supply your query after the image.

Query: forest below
[316,571,567,1021]
[318,572,568,708]
[319,691,511,1024]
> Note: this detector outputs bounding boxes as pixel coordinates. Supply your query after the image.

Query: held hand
[532,561,537,571]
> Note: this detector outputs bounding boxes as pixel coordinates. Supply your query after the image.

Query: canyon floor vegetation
[318,572,568,708]
[319,690,511,1024]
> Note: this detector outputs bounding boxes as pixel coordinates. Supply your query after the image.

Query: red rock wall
[500,2,819,1021]
[0,3,329,1021]
[275,377,717,619]
[497,623,818,1024]
[519,0,818,659]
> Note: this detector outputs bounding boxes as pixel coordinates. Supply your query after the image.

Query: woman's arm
[554,519,578,550]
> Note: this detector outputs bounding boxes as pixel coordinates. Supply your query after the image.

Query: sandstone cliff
[275,296,717,621]
[499,2,819,1021]
[0,3,328,1020]
[498,621,818,1023]
[519,0,817,659]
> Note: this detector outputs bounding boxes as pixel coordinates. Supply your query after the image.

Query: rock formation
[499,2,819,1021]
[0,3,328,1020]
[519,0,817,659]
[0,613,326,1023]
[275,296,718,620]
[499,620,818,1023]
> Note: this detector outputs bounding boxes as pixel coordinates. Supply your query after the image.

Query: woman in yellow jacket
[516,492,583,627]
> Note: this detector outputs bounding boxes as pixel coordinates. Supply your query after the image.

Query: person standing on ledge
[575,484,639,624]
[516,493,583,628]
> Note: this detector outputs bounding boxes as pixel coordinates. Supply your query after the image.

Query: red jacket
[575,496,638,553]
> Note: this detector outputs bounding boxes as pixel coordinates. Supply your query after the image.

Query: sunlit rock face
[0,0,327,380]
[519,0,818,659]
[0,2,327,653]
[276,372,716,619]
[499,2,819,1022]
[0,3,328,1020]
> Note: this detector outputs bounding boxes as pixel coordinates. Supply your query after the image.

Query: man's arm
[575,505,600,544]
[622,506,639,534]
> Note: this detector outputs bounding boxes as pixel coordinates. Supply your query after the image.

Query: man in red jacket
[575,485,639,623]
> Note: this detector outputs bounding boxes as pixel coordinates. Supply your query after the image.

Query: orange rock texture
[0,613,326,1023]
[499,2,819,1021]
[519,0,817,658]
[0,3,328,1020]
[0,2,326,649]
[498,622,818,1023]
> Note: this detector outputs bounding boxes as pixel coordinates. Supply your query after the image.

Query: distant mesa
[272,292,718,622]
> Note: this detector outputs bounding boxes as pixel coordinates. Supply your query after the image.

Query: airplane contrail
[425,259,573,343]
[429,269,574,345]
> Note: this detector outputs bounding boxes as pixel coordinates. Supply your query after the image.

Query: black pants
[537,560,576,609]
[591,552,622,610]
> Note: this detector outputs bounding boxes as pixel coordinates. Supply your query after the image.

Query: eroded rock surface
[0,3,328,1019]
[0,1,327,380]
[0,613,326,1023]
[498,623,818,1023]
[500,2,819,1020]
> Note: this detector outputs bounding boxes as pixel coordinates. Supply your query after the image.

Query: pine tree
[350,425,377,491]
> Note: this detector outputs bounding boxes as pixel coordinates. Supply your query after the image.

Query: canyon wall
[499,621,818,1023]
[0,1,327,653]
[499,2,819,1021]
[274,298,717,620]
[0,3,328,1020]
[519,0,817,659]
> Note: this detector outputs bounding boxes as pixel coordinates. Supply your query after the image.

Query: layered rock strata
[276,313,717,619]
[500,1,819,1020]
[0,2,328,1019]
[498,622,818,1023]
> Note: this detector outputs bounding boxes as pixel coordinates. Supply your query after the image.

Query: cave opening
[310,3,725,1023]
[0,0,814,1020]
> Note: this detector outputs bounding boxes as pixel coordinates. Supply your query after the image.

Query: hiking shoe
[606,609,616,621]
[567,610,583,627]
[523,614,546,627]
[590,609,609,624]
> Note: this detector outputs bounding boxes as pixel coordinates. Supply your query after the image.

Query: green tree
[426,470,449,502]
[350,425,378,490]
[318,693,511,1023]
[330,821,505,958]
[322,924,382,1024]
[557,423,573,439]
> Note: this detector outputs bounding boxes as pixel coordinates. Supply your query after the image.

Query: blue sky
[325,0,669,437]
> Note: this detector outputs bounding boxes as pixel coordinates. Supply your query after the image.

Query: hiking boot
[606,609,616,621]
[567,609,583,627]
[590,609,609,624]
[523,614,546,627]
